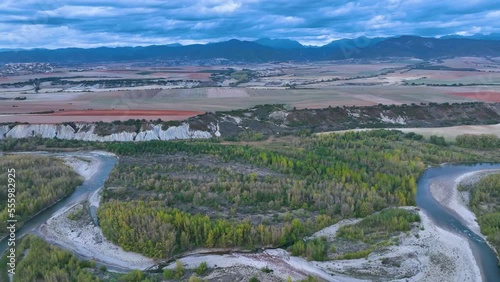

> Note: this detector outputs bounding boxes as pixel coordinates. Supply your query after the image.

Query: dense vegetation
[0,235,174,282]
[289,237,329,261]
[460,173,500,257]
[337,208,420,243]
[97,130,490,259]
[0,136,103,151]
[455,134,500,149]
[0,235,100,282]
[289,208,420,261]
[0,155,82,237]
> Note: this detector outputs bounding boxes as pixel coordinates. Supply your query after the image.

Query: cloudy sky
[1,0,499,49]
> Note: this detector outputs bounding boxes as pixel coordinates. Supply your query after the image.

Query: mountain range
[0,35,499,64]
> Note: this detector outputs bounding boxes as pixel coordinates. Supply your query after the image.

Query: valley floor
[29,153,493,281]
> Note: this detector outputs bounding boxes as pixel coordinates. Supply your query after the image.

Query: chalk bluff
[1,123,219,142]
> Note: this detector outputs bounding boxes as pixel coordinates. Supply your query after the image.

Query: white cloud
[211,1,241,13]
[0,0,498,49]
[485,10,500,18]
[192,21,220,30]
[456,26,482,36]
[38,5,155,18]
[274,16,304,25]
[366,15,398,29]
[324,2,355,17]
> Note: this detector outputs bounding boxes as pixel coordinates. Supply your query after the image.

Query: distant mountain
[354,35,500,59]
[0,36,499,64]
[441,33,500,40]
[0,48,24,52]
[254,38,303,49]
[323,36,387,48]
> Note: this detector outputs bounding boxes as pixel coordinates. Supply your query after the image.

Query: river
[416,163,500,282]
[0,151,117,257]
[1,152,499,281]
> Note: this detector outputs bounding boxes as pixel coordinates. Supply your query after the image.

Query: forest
[0,235,100,282]
[455,134,500,149]
[0,155,82,238]
[97,130,494,259]
[460,173,500,257]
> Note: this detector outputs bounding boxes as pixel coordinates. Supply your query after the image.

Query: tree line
[455,134,500,150]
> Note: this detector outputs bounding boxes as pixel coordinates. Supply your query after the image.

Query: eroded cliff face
[0,125,10,140]
[1,103,499,142]
[2,122,217,142]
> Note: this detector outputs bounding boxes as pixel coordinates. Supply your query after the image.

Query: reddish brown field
[51,109,202,117]
[187,73,211,80]
[0,109,203,123]
[450,91,500,102]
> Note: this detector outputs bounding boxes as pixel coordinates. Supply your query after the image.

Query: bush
[118,270,143,282]
[299,276,320,282]
[336,248,373,260]
[174,260,185,278]
[195,261,208,275]
[261,266,273,273]
[163,269,174,279]
[337,208,420,243]
[429,135,447,146]
[189,275,203,282]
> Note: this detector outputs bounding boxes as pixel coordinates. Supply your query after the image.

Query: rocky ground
[312,208,481,282]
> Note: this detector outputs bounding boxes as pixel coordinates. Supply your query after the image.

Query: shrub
[195,261,208,275]
[175,260,185,278]
[163,269,174,279]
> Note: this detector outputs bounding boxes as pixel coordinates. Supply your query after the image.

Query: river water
[416,163,500,282]
[0,152,117,256]
[1,152,499,281]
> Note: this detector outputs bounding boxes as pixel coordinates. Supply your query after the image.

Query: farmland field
[320,123,500,142]
[1,58,499,123]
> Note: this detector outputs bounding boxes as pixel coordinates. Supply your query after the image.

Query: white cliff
[1,122,215,142]
[6,124,75,139]
[157,123,212,140]
[0,125,10,140]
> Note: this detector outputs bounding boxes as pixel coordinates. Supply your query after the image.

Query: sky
[0,0,499,49]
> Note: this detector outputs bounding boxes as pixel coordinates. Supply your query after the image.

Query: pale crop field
[319,124,500,142]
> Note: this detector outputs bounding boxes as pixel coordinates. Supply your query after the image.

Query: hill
[0,36,499,64]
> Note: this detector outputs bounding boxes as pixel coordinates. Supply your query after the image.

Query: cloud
[210,1,241,13]
[0,0,498,49]
[486,10,500,18]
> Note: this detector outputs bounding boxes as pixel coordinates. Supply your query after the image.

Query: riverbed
[0,151,154,272]
[417,163,500,282]
[1,151,499,281]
